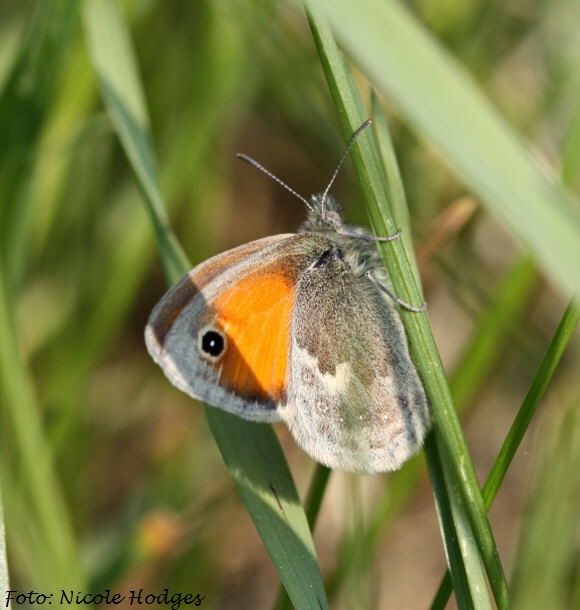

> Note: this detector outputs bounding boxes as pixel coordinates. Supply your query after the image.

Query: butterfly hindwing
[283,242,429,473]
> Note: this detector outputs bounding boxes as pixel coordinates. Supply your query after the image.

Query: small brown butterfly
[146,121,429,473]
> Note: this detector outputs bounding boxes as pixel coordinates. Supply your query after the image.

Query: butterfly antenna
[236,153,314,213]
[320,118,374,212]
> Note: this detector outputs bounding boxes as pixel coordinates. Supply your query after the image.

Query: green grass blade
[431,575,454,610]
[0,265,83,591]
[330,252,537,604]
[82,2,327,607]
[0,2,85,589]
[306,0,580,300]
[304,465,332,528]
[0,0,82,289]
[207,413,328,610]
[371,96,416,265]
[431,299,580,608]
[437,441,492,609]
[511,402,580,610]
[307,8,508,607]
[326,98,536,601]
[273,464,332,610]
[482,300,580,504]
[83,0,188,285]
[425,438,475,610]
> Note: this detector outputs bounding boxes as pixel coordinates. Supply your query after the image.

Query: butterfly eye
[198,327,227,361]
[310,247,343,270]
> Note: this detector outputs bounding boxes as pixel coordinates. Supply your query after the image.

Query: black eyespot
[201,330,225,357]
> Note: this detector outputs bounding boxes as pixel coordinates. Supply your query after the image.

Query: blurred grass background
[1,0,579,608]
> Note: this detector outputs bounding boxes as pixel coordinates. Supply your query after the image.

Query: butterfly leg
[339,228,402,242]
[365,271,427,312]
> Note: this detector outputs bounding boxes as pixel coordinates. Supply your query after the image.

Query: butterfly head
[300,192,344,234]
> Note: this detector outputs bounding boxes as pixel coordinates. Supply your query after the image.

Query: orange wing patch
[209,263,297,406]
[149,237,283,348]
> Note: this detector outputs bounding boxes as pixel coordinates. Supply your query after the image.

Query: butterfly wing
[283,247,429,473]
[146,233,313,421]
[146,228,428,473]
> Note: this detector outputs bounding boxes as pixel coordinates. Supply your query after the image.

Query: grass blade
[431,299,580,608]
[425,438,475,610]
[0,264,83,590]
[273,464,332,610]
[0,0,82,289]
[436,440,492,609]
[0,1,85,590]
[82,2,327,607]
[83,0,187,284]
[306,0,580,299]
[482,300,580,504]
[307,7,508,607]
[511,402,580,610]
[304,465,332,528]
[207,413,328,610]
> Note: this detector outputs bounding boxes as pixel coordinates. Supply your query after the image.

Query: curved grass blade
[0,0,82,290]
[273,464,332,610]
[304,465,332,528]
[82,1,327,607]
[307,7,508,607]
[430,298,580,609]
[482,300,580,503]
[0,265,84,591]
[327,251,538,599]
[83,0,187,284]
[0,2,86,588]
[510,401,580,610]
[371,97,416,263]
[424,438,475,610]
[306,0,580,299]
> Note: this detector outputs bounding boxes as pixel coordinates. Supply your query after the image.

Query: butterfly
[145,120,429,473]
